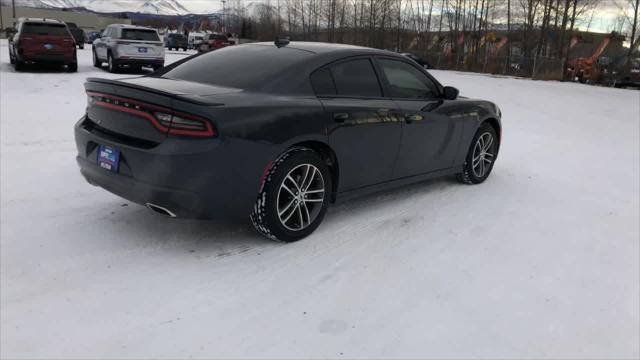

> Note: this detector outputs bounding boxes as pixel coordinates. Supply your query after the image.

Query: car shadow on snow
[3,62,77,73]
[92,175,462,259]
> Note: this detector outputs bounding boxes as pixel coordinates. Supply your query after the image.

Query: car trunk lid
[84,77,238,144]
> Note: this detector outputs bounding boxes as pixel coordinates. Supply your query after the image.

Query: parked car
[402,53,432,69]
[165,33,188,51]
[198,33,234,52]
[614,58,640,89]
[65,22,86,49]
[188,33,205,49]
[74,41,502,242]
[9,17,77,72]
[87,31,101,44]
[92,24,164,73]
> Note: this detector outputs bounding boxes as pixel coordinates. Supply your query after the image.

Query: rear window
[161,44,314,89]
[21,23,69,36]
[121,29,159,41]
[330,59,382,97]
[210,34,227,40]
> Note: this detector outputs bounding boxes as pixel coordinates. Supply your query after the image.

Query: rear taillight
[87,92,215,137]
[153,111,213,136]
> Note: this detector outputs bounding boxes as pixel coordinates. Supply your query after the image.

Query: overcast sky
[181,0,632,33]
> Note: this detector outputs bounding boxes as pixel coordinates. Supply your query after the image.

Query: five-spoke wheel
[458,122,499,184]
[251,149,331,242]
[277,164,325,231]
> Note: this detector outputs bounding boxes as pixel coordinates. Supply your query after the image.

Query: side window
[102,27,110,38]
[330,59,382,97]
[310,68,336,96]
[378,58,439,99]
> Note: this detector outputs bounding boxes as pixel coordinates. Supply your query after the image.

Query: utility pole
[12,0,16,21]
[221,0,226,32]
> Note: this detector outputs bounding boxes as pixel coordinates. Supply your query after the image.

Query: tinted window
[310,68,336,95]
[161,45,314,89]
[210,34,228,40]
[22,23,69,36]
[378,58,439,98]
[121,29,159,41]
[330,59,381,97]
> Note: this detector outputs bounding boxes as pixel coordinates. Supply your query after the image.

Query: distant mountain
[0,0,209,15]
[136,0,190,15]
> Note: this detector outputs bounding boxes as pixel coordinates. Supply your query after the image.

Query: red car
[198,33,235,53]
[8,18,78,72]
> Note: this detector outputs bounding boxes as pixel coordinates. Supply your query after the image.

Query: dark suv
[165,33,188,51]
[65,22,86,49]
[8,18,78,72]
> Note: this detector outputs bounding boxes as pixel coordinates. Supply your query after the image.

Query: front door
[375,57,463,178]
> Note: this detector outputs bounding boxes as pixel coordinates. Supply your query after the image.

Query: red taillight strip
[93,101,170,132]
[87,92,215,137]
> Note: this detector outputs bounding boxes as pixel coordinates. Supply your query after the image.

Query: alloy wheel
[276,164,325,231]
[471,132,495,178]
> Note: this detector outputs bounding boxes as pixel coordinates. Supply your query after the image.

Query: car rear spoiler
[85,77,225,106]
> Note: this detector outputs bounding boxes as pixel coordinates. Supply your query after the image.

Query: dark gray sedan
[75,41,502,242]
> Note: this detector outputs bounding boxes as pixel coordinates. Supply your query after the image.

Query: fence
[424,53,565,80]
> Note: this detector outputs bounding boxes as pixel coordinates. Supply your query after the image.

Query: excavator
[566,35,611,83]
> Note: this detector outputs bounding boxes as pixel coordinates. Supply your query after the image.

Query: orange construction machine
[566,36,611,83]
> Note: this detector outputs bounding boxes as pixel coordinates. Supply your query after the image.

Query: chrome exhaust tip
[145,203,177,218]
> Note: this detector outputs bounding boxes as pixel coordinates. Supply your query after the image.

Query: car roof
[250,41,388,55]
[108,24,157,31]
[19,17,65,25]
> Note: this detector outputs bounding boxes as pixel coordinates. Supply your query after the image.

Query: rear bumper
[19,53,75,63]
[113,57,164,66]
[74,116,274,219]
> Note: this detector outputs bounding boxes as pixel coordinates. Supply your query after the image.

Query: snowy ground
[1,39,639,359]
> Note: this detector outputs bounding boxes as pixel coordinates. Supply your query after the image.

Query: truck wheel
[15,60,25,72]
[67,62,78,73]
[107,53,118,73]
[92,50,101,68]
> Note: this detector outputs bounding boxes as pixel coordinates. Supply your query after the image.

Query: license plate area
[97,145,120,173]
[138,47,148,53]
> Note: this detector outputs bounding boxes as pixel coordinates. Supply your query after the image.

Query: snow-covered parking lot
[1,39,639,359]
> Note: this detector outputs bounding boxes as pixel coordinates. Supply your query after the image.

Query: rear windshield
[210,34,227,40]
[161,44,314,89]
[22,23,69,36]
[168,33,185,39]
[121,29,159,41]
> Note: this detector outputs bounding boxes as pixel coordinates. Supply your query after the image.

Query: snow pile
[0,40,638,358]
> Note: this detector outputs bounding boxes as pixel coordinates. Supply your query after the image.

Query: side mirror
[443,86,459,100]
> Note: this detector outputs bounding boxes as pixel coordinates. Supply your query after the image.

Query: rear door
[94,27,111,58]
[117,28,163,58]
[374,56,463,177]
[313,57,403,192]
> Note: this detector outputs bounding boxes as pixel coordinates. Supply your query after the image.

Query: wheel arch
[288,140,339,202]
[481,117,501,149]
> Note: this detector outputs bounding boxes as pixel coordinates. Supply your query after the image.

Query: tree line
[221,0,638,77]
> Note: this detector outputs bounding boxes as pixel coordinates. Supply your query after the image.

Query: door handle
[404,114,424,123]
[333,112,349,123]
